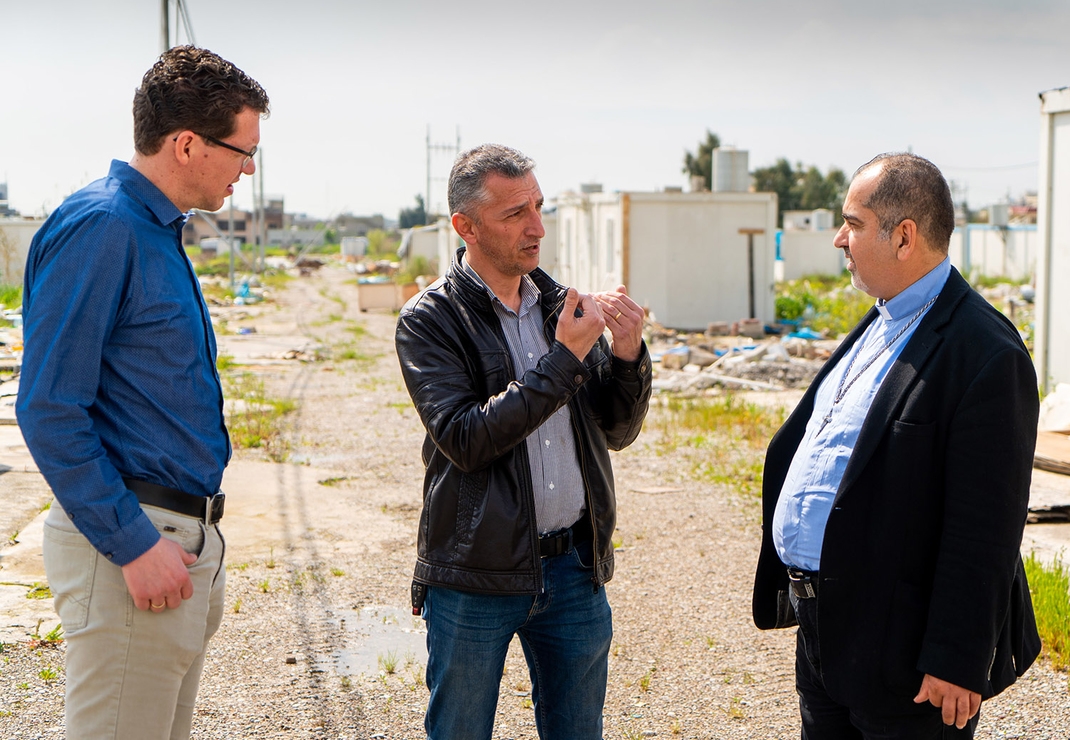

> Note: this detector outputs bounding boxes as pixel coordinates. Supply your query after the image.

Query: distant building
[0,183,20,217]
[182,197,287,246]
[555,186,777,330]
[333,213,385,238]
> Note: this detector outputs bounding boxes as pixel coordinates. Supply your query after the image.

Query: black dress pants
[790,588,979,740]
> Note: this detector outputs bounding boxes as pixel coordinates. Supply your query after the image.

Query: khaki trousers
[43,499,225,740]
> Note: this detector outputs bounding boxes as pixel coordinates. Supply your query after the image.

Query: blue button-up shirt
[772,258,951,571]
[17,160,230,565]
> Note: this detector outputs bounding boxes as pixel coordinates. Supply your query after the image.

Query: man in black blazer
[753,153,1040,739]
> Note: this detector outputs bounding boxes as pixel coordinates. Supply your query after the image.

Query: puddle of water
[328,605,428,677]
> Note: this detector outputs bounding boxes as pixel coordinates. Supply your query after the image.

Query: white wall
[778,230,843,280]
[947,225,1037,282]
[1036,88,1070,391]
[556,190,778,330]
[0,218,44,286]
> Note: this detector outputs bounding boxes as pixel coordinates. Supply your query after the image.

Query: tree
[752,158,846,226]
[398,194,427,229]
[682,130,721,191]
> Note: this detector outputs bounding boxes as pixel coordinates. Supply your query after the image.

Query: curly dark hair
[133,45,269,155]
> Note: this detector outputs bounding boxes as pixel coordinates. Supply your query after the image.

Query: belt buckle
[540,526,573,558]
[787,568,816,599]
[207,492,225,525]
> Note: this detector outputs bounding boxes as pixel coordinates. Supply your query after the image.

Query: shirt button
[545,440,551,447]
[548,482,555,490]
[528,353,534,359]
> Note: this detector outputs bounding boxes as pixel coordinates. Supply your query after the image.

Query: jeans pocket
[41,523,98,635]
[145,508,206,561]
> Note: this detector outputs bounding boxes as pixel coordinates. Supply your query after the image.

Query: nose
[242,157,256,175]
[528,210,545,239]
[833,222,848,249]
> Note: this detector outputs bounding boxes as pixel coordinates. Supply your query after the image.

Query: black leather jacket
[395,248,652,594]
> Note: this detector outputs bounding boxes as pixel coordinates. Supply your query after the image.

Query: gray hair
[447,144,536,219]
[855,152,955,252]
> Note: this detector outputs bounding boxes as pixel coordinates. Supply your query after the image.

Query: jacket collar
[447,246,567,318]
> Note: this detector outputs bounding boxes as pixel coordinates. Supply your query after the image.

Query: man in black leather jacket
[395,144,652,739]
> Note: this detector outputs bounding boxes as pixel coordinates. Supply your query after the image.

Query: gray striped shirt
[462,257,586,533]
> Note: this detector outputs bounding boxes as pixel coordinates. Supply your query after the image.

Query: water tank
[711,147,749,193]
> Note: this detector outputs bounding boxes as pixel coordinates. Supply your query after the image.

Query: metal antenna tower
[426,126,460,220]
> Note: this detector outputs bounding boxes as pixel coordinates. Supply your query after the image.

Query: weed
[1023,552,1070,670]
[25,583,51,600]
[340,675,352,689]
[216,353,236,372]
[670,719,682,735]
[330,568,345,577]
[522,698,534,710]
[222,373,297,460]
[726,696,746,719]
[379,649,399,674]
[638,666,654,692]
[0,283,24,309]
[7,530,17,544]
[17,682,29,690]
[43,624,63,643]
[266,547,276,569]
[232,598,242,614]
[258,580,270,593]
[39,667,58,681]
[319,476,350,487]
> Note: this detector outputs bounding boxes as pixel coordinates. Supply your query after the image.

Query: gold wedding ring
[150,602,165,610]
[615,311,622,320]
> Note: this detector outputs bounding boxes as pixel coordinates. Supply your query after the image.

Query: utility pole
[160,0,169,53]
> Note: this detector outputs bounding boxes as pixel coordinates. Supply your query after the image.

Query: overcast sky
[3,0,1068,220]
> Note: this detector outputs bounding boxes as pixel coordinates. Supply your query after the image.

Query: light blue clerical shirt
[772,257,951,571]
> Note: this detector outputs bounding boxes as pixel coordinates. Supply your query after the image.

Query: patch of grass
[1023,552,1070,670]
[330,568,345,577]
[223,372,297,460]
[25,583,51,600]
[645,394,785,495]
[216,352,236,372]
[776,273,871,337]
[0,283,22,309]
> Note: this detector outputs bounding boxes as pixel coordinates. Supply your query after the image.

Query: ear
[451,212,478,245]
[893,218,918,262]
[171,131,196,165]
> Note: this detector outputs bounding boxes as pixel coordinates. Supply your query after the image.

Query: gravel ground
[1,262,1067,739]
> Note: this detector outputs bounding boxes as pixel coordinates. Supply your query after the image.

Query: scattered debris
[646,316,835,393]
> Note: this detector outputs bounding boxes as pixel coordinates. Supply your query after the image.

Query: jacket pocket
[42,523,99,635]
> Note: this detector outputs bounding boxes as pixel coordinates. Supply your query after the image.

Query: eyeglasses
[196,132,257,169]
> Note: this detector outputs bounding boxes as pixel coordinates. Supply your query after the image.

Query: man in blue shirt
[753,153,1040,739]
[17,46,268,739]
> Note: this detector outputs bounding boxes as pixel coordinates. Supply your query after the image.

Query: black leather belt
[787,567,819,599]
[539,519,592,558]
[124,477,225,525]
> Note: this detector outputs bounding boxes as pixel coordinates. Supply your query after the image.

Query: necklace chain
[819,295,938,432]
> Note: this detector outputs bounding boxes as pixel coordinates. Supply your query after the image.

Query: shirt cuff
[95,511,161,566]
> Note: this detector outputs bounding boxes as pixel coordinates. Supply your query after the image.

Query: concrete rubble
[646,317,839,393]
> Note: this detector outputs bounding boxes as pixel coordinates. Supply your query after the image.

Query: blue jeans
[790,589,979,740]
[423,540,612,740]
